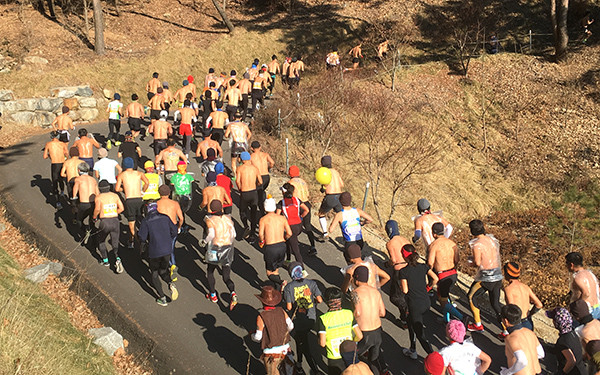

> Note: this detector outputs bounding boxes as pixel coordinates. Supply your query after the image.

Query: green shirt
[170,173,194,195]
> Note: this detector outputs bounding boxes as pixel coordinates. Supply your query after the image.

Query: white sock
[319,217,328,235]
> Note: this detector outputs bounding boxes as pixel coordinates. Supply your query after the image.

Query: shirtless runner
[186,75,198,101]
[206,103,229,145]
[427,222,463,322]
[236,73,252,119]
[225,113,252,176]
[72,162,99,244]
[259,197,292,291]
[385,220,410,327]
[93,180,125,272]
[72,128,100,169]
[342,244,390,292]
[126,94,145,139]
[156,139,187,184]
[148,87,166,124]
[161,82,174,111]
[317,155,344,241]
[250,141,274,215]
[51,106,75,142]
[566,251,600,320]
[61,147,82,205]
[413,198,453,253]
[178,100,196,158]
[43,131,69,208]
[147,111,173,156]
[146,72,161,94]
[201,171,231,210]
[224,80,242,121]
[267,55,280,96]
[236,151,262,239]
[500,304,544,375]
[352,266,392,374]
[503,262,543,336]
[116,157,149,249]
[196,133,223,161]
[174,79,194,104]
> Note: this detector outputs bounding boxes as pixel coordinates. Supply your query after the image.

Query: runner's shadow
[303,251,345,288]
[30,174,53,203]
[193,312,266,375]
[0,142,34,166]
[119,249,157,298]
[231,247,264,291]
[176,240,210,296]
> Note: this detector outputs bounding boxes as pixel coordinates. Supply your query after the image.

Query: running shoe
[128,240,134,249]
[308,247,318,256]
[467,323,485,332]
[56,202,63,210]
[169,283,179,301]
[115,258,124,274]
[114,141,122,146]
[106,140,112,150]
[170,264,178,282]
[497,331,508,341]
[295,364,306,375]
[402,348,417,360]
[315,234,328,243]
[243,228,252,239]
[380,370,394,375]
[229,292,238,310]
[83,228,92,245]
[99,258,109,267]
[208,293,218,303]
[396,318,408,329]
[156,296,168,306]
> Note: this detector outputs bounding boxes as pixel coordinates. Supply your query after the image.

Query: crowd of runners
[41,52,600,375]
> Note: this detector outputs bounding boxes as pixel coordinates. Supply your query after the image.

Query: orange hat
[289,165,300,177]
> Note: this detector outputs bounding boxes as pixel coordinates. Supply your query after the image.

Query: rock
[16,99,38,112]
[63,97,79,110]
[24,56,49,65]
[38,98,62,112]
[68,111,82,121]
[32,112,56,127]
[0,100,18,113]
[57,89,75,99]
[78,97,97,108]
[10,111,35,125]
[0,90,14,101]
[24,263,49,283]
[0,223,6,233]
[88,327,124,356]
[102,89,112,100]
[79,108,99,121]
[47,261,63,276]
[75,86,93,97]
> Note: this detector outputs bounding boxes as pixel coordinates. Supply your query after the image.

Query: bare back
[325,168,343,194]
[117,170,147,198]
[157,197,183,226]
[210,111,228,129]
[73,174,98,203]
[414,213,449,248]
[44,140,68,163]
[505,280,541,319]
[250,150,273,175]
[180,107,195,124]
[259,213,290,245]
[157,146,186,171]
[52,113,74,131]
[126,102,144,118]
[428,237,458,272]
[352,285,384,332]
[149,120,172,140]
[62,157,82,181]
[236,162,262,192]
[505,328,542,375]
[571,269,600,306]
[201,185,229,208]
[387,236,410,271]
[73,137,99,158]
[95,192,123,219]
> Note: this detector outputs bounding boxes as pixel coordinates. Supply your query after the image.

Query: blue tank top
[341,208,362,242]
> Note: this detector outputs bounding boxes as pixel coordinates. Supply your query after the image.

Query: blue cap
[114,93,121,100]
[123,157,134,169]
[385,220,400,239]
[215,162,224,175]
[183,80,189,86]
[240,151,251,161]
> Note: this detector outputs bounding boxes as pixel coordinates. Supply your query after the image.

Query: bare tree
[551,0,569,61]
[211,0,234,33]
[92,0,105,54]
[451,21,481,76]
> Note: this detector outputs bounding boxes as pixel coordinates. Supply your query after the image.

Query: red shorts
[179,123,192,136]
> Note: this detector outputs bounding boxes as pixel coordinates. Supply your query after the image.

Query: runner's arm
[115,175,123,192]
[341,272,352,293]
[43,145,49,159]
[136,147,142,158]
[299,203,309,218]
[376,266,390,287]
[477,351,492,375]
[352,324,363,342]
[251,316,264,342]
[500,350,527,375]
[60,164,67,177]
[72,180,79,200]
[427,247,436,269]
[528,286,543,315]
[141,173,149,192]
[328,212,342,235]
[427,268,439,288]
[318,332,326,347]
[284,221,292,240]
[453,243,460,265]
[93,201,101,220]
[116,198,124,214]
[357,208,374,224]
[401,279,409,294]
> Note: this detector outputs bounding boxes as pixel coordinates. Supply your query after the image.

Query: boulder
[24,263,49,283]
[68,111,82,121]
[88,327,124,356]
[79,108,99,121]
[24,56,49,65]
[78,97,97,108]
[32,111,56,127]
[16,99,38,112]
[0,100,18,113]
[47,261,63,276]
[38,98,62,112]
[0,90,14,101]
[10,111,35,125]
[63,97,79,110]
[102,89,112,100]
[75,86,93,97]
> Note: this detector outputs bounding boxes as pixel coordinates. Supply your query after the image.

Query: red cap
[177,161,186,166]
[424,352,445,375]
[187,75,194,83]
[289,165,300,177]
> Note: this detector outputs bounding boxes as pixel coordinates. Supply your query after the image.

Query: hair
[167,138,176,147]
[209,82,216,88]
[216,100,223,109]
[98,180,111,192]
[324,287,342,302]
[205,90,212,99]
[184,99,191,107]
[251,140,260,149]
[132,93,138,101]
[566,252,584,267]
[69,147,79,157]
[62,106,70,113]
[282,183,295,198]
[186,93,193,100]
[469,219,486,236]
[78,128,87,137]
[209,68,215,73]
[403,244,419,266]
[230,70,236,76]
[152,72,159,78]
[272,55,277,60]
[50,130,59,139]
[432,222,444,236]
[501,304,523,325]
[229,79,236,86]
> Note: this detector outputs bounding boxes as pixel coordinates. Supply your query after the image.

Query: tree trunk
[47,0,56,19]
[551,0,569,61]
[211,0,234,33]
[83,0,90,39]
[114,0,120,17]
[92,0,105,55]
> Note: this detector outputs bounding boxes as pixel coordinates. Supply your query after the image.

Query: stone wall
[0,85,100,127]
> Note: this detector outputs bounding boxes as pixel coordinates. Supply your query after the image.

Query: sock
[319,217,328,235]
[476,322,482,327]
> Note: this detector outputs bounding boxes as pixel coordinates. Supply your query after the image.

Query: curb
[0,196,185,374]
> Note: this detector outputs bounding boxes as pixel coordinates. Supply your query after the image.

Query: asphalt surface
[0,122,558,375]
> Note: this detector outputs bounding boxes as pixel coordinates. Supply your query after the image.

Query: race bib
[102,203,117,216]
[331,336,351,358]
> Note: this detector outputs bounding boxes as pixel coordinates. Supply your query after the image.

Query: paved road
[0,123,557,374]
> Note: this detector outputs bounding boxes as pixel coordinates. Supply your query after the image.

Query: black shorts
[149,255,170,272]
[125,197,144,222]
[264,242,286,272]
[128,117,142,131]
[437,271,457,299]
[357,327,383,362]
[319,193,342,214]
[150,109,161,120]
[231,142,248,157]
[67,178,75,198]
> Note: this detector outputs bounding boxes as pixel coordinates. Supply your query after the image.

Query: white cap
[160,110,168,118]
[264,198,276,213]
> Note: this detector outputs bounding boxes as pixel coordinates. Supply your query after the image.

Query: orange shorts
[179,123,192,136]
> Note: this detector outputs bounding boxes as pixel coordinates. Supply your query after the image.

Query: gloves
[500,367,510,375]
[320,186,326,193]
